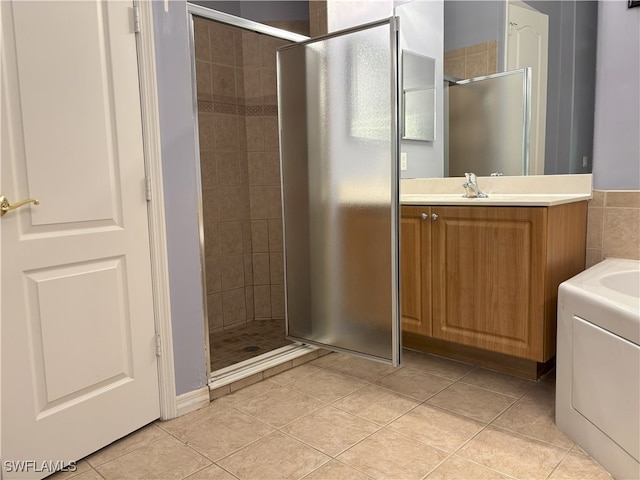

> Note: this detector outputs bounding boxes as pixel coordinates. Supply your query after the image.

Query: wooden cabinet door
[400,206,432,336]
[431,206,547,360]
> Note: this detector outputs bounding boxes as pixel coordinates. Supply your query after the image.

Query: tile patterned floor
[51,350,613,480]
[210,319,292,371]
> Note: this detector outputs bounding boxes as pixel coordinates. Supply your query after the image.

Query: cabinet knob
[420,212,428,220]
[420,213,439,221]
[431,213,438,221]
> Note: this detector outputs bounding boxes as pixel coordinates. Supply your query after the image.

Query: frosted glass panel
[277,20,400,364]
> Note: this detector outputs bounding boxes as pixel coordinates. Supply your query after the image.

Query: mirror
[402,51,436,142]
[191,0,598,177]
[444,0,598,176]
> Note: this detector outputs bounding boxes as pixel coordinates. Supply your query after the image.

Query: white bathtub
[556,258,640,480]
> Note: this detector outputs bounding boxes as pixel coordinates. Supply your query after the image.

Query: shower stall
[190,3,403,379]
[189,6,307,373]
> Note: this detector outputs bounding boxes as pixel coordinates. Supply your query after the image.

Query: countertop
[401,193,592,207]
[400,174,593,206]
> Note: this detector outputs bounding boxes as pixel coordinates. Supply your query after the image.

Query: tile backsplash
[586,190,640,267]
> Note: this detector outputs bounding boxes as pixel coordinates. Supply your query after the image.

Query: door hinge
[155,332,162,357]
[145,176,152,201]
[509,21,518,36]
[133,5,141,34]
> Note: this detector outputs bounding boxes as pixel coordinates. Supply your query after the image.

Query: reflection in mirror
[447,68,531,177]
[444,0,597,176]
[402,51,436,142]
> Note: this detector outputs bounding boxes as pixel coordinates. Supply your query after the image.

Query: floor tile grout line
[275,427,355,460]
[456,378,535,400]
[333,421,455,480]
[320,367,397,386]
[180,462,240,480]
[401,364,477,383]
[436,369,529,476]
[92,465,108,480]
[447,418,492,456]
[299,456,334,480]
[543,447,573,480]
[208,429,287,467]
[449,454,521,480]
[63,464,108,480]
[232,397,328,432]
[277,423,383,461]
[362,379,434,404]
[416,398,506,425]
[158,402,279,468]
[485,423,576,453]
[86,425,174,470]
[381,418,461,456]
[486,384,580,452]
[286,385,370,405]
[211,428,335,480]
[316,458,377,480]
[441,421,555,479]
[441,376,528,403]
[419,452,453,480]
[372,375,454,402]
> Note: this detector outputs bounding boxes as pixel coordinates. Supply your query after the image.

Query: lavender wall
[153,1,208,395]
[592,1,640,190]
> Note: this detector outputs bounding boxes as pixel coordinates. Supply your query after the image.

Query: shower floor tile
[209,318,293,372]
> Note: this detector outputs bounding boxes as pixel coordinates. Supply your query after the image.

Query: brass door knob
[0,194,39,216]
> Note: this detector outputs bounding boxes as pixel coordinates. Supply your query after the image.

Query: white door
[1,1,160,478]
[506,2,548,176]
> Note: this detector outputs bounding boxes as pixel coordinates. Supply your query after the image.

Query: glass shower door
[277,18,401,365]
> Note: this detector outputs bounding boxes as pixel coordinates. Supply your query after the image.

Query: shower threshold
[208,343,319,391]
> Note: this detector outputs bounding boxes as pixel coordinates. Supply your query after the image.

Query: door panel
[1,1,159,477]
[507,3,548,175]
[25,258,133,406]
[13,1,120,226]
[431,207,546,359]
[400,206,431,336]
[277,19,401,365]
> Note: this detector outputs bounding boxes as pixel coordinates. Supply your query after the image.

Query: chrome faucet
[462,172,488,198]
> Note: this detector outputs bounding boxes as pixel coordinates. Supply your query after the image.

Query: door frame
[135,0,178,420]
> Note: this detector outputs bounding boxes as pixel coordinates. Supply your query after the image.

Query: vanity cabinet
[401,202,587,367]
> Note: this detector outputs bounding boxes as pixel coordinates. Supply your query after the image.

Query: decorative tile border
[198,100,213,112]
[198,100,278,117]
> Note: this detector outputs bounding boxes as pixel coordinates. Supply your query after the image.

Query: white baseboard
[176,386,210,417]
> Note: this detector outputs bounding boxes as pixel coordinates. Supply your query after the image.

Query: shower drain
[243,345,261,352]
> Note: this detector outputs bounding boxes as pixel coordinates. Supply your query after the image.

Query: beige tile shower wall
[196,17,288,333]
[245,33,288,321]
[444,41,498,80]
[195,18,252,334]
[586,190,640,268]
